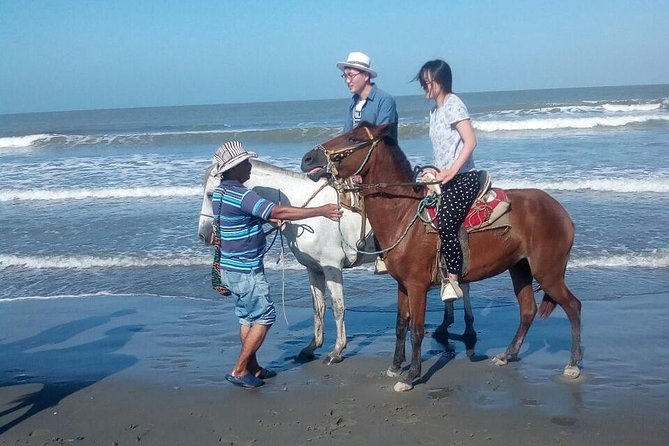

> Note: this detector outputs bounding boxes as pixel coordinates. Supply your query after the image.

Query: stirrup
[374,257,389,275]
[440,279,463,302]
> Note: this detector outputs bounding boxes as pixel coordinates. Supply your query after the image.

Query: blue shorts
[221,270,275,326]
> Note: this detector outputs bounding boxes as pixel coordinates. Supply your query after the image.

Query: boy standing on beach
[212,141,343,389]
[337,51,399,142]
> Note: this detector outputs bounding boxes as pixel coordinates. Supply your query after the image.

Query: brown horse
[301,122,582,392]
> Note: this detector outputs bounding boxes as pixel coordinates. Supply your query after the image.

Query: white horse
[198,159,473,363]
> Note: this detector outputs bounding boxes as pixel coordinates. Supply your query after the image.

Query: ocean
[1,84,668,316]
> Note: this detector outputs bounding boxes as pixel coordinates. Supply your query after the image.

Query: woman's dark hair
[413,59,453,93]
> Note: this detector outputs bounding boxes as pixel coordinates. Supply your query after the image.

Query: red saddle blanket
[427,188,510,231]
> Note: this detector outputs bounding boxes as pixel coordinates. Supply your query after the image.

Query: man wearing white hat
[337,51,398,142]
[212,140,343,388]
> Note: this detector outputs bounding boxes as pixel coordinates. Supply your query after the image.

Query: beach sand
[2,291,668,445]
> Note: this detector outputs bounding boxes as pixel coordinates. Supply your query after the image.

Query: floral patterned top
[429,93,476,173]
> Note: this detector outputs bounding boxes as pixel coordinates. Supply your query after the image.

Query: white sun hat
[213,140,257,173]
[336,51,377,78]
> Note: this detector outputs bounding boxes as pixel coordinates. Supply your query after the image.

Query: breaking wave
[2,249,667,271]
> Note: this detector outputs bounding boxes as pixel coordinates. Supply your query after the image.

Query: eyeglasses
[341,71,363,81]
[421,81,433,91]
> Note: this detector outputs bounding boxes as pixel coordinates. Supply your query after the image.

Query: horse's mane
[354,122,414,180]
[383,137,414,180]
[250,159,308,180]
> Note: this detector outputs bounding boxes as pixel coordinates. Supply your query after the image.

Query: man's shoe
[441,280,464,302]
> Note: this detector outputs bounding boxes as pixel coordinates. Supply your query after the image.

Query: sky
[1,0,668,114]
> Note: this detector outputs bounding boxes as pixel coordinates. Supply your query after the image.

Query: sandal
[225,373,265,388]
[256,368,277,379]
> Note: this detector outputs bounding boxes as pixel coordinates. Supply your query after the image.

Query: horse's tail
[538,293,557,319]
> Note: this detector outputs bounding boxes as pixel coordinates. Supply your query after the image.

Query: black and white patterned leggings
[437,170,480,277]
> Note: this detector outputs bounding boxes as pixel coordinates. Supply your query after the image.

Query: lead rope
[260,181,331,326]
[276,181,330,326]
[276,189,290,326]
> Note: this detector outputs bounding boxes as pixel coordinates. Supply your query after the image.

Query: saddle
[419,170,510,233]
[416,169,512,283]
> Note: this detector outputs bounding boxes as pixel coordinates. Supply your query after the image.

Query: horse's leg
[322,266,346,365]
[394,285,428,392]
[460,283,477,358]
[433,300,454,344]
[462,283,474,331]
[541,282,583,378]
[492,260,537,366]
[387,284,409,378]
[297,268,326,362]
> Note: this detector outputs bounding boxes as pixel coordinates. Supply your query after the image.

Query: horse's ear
[374,123,392,138]
[356,122,394,143]
[357,121,391,137]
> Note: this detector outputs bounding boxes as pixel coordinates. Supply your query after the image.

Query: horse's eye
[348,137,360,143]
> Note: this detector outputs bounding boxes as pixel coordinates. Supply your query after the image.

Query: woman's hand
[437,167,457,184]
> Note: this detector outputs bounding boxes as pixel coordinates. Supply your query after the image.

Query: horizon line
[2,82,667,117]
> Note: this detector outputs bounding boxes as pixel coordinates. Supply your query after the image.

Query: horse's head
[197,162,220,245]
[301,122,394,182]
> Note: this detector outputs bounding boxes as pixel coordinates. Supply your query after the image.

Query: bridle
[315,127,441,192]
[312,127,440,257]
[317,126,382,180]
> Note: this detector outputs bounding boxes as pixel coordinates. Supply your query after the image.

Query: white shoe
[441,280,463,302]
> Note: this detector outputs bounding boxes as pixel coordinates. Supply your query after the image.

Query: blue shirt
[212,180,276,273]
[344,83,398,142]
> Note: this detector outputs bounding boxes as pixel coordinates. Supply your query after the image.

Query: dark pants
[437,171,480,277]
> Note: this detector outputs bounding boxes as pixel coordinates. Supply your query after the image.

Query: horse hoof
[491,355,508,366]
[296,351,316,363]
[393,381,413,392]
[433,328,449,344]
[323,355,343,365]
[386,367,402,378]
[563,365,581,379]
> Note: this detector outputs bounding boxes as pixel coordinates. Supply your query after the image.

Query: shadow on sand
[0,309,143,435]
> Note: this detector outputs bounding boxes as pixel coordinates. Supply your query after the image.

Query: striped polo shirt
[212,180,276,273]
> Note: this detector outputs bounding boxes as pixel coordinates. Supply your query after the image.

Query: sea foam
[497,177,669,193]
[0,126,342,150]
[0,254,306,271]
[2,250,666,270]
[0,133,55,149]
[3,176,666,202]
[0,291,211,303]
[0,186,202,201]
[475,114,669,132]
[568,249,669,268]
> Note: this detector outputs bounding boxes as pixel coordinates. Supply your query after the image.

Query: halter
[317,126,381,179]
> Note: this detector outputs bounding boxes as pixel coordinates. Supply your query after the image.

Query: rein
[316,132,440,256]
[333,191,439,256]
[341,179,441,193]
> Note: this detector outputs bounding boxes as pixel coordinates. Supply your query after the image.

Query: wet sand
[2,292,668,445]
